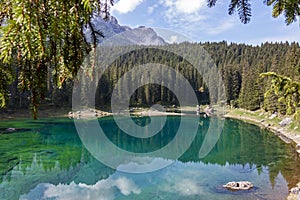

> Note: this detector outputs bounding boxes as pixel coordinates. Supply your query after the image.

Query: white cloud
[147,4,158,14]
[20,177,141,200]
[174,0,206,14]
[159,0,207,28]
[204,18,236,35]
[112,0,144,14]
[159,0,206,16]
[157,0,238,37]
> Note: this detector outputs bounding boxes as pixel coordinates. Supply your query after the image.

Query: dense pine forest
[2,41,300,117]
[203,41,300,115]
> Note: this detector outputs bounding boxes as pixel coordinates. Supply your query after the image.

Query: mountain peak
[109,16,119,25]
[84,15,167,46]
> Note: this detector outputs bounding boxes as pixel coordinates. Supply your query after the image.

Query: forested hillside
[3,41,300,116]
[202,41,300,114]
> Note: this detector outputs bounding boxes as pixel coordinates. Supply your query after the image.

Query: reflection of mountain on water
[0,117,299,199]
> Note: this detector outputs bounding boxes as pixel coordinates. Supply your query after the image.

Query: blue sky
[110,0,300,45]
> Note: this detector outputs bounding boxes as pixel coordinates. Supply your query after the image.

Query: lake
[0,116,299,200]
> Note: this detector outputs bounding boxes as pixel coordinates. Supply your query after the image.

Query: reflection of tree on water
[0,119,115,200]
[82,116,300,190]
[180,118,300,189]
[0,151,114,200]
[100,116,180,153]
[0,117,299,199]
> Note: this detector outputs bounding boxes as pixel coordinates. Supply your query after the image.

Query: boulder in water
[223,181,253,190]
[6,128,16,132]
[288,183,300,200]
[290,187,300,194]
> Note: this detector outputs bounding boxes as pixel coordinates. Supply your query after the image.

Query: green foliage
[265,0,300,25]
[207,0,300,25]
[260,72,300,115]
[0,64,14,108]
[0,0,113,119]
[238,68,264,111]
[294,109,300,120]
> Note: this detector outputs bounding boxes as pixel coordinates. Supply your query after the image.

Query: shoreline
[223,109,300,200]
[223,109,300,155]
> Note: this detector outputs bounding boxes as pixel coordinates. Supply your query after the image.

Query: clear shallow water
[0,116,299,200]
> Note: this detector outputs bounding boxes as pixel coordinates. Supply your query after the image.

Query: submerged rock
[223,181,253,190]
[6,128,16,132]
[290,187,300,194]
[0,128,31,134]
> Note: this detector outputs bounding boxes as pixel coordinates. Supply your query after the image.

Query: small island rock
[223,181,253,190]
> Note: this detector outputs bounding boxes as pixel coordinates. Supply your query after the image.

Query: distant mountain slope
[85,15,167,45]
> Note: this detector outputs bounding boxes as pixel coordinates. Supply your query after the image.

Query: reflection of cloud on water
[163,178,204,196]
[117,157,173,173]
[160,162,205,196]
[19,160,290,200]
[20,177,141,200]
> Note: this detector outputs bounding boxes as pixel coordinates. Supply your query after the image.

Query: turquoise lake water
[0,116,299,200]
